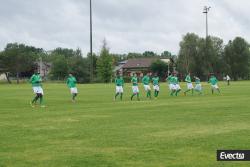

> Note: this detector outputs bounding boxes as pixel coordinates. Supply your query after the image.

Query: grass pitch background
[0,81,250,167]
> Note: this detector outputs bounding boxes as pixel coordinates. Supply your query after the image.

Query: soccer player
[66,74,78,102]
[142,73,152,99]
[166,73,172,90]
[114,73,124,101]
[172,73,181,96]
[30,71,45,107]
[152,73,160,98]
[194,76,202,95]
[184,73,194,96]
[131,73,140,101]
[209,73,220,94]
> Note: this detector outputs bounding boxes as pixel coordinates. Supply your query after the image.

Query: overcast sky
[0,0,250,56]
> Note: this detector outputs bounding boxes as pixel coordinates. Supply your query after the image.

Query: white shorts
[32,86,44,95]
[194,84,202,91]
[144,85,151,91]
[187,83,194,89]
[116,86,123,93]
[153,85,160,91]
[211,84,219,89]
[169,84,175,90]
[132,86,139,94]
[70,87,78,94]
[173,84,181,90]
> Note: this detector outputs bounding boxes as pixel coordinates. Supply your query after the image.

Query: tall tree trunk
[5,72,11,84]
[16,72,19,84]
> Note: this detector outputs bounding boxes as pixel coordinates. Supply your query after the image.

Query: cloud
[0,0,250,56]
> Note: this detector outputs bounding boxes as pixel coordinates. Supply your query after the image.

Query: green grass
[0,81,250,167]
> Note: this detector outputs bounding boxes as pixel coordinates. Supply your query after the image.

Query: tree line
[0,33,249,83]
[177,33,250,80]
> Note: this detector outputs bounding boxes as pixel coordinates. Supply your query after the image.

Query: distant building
[122,58,157,76]
[113,60,128,75]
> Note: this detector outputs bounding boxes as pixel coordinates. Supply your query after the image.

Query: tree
[224,37,250,80]
[150,60,168,79]
[97,40,113,83]
[143,51,157,57]
[50,55,68,80]
[68,54,90,83]
[1,43,42,83]
[177,33,199,75]
[161,51,172,58]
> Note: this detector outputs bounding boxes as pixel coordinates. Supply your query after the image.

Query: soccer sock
[73,93,77,100]
[191,89,194,95]
[154,90,157,97]
[131,94,135,100]
[115,93,119,99]
[212,89,214,94]
[171,90,175,96]
[120,93,123,100]
[137,93,140,100]
[32,94,39,104]
[176,89,181,96]
[157,91,159,97]
[39,94,43,105]
[148,91,151,98]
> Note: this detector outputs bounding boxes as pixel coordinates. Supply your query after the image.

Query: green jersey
[67,76,77,88]
[152,77,159,85]
[172,76,179,84]
[166,75,173,84]
[142,75,150,85]
[30,74,42,87]
[131,76,138,86]
[115,77,124,86]
[195,77,201,84]
[185,75,192,83]
[209,76,218,85]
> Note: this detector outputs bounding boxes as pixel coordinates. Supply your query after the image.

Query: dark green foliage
[223,37,250,80]
[0,43,43,83]
[97,40,113,83]
[150,59,168,79]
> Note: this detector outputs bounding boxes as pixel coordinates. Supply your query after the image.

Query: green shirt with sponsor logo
[166,75,174,84]
[152,77,159,86]
[142,75,150,85]
[209,76,218,85]
[67,76,77,88]
[115,77,124,86]
[131,76,138,86]
[30,74,42,87]
[185,75,192,83]
[172,76,179,84]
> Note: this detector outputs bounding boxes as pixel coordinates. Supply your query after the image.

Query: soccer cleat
[40,105,46,108]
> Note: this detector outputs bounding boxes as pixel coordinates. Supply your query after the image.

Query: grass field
[0,81,250,167]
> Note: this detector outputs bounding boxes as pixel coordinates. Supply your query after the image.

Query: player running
[30,71,45,107]
[194,76,202,95]
[166,74,174,95]
[152,73,160,98]
[142,73,152,99]
[184,73,194,96]
[208,73,220,94]
[131,73,140,101]
[172,73,181,96]
[114,73,124,101]
[66,74,78,102]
